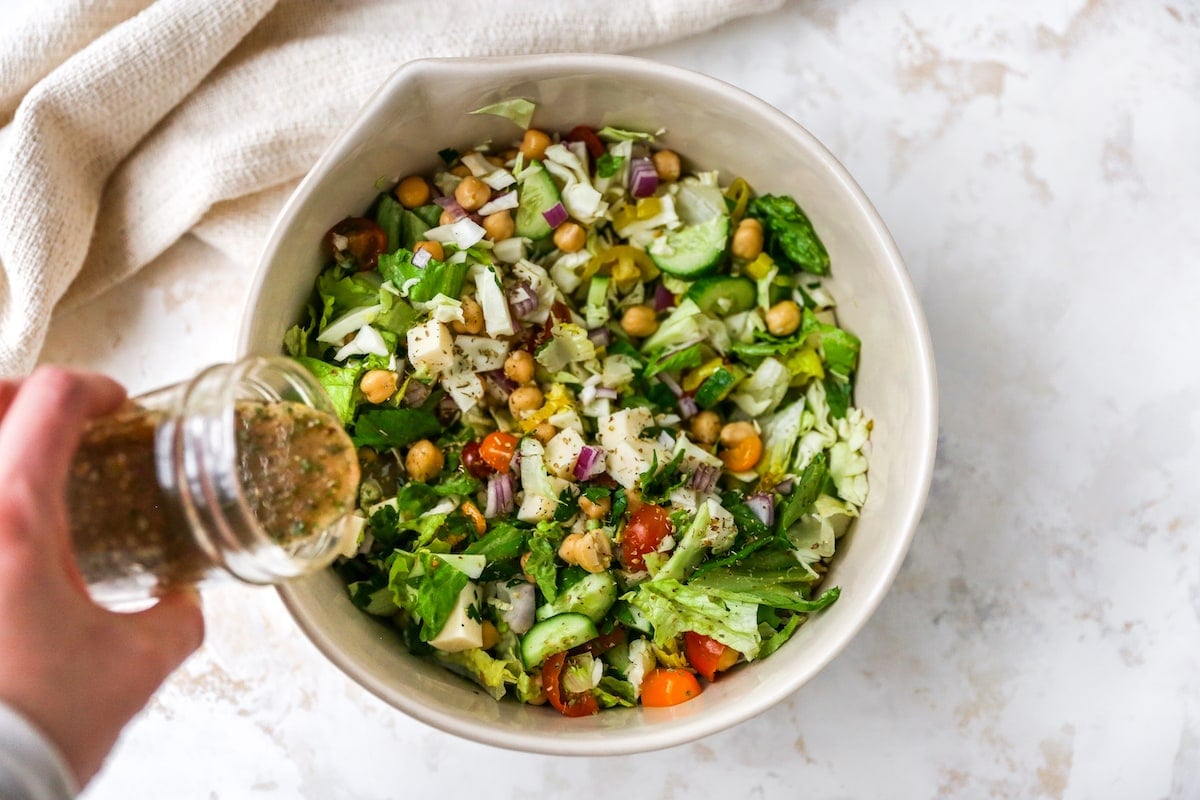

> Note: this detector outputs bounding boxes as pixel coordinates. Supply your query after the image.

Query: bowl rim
[237,52,938,755]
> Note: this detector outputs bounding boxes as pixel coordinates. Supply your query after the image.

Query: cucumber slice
[648,214,731,279]
[685,275,757,316]
[515,160,562,240]
[535,572,618,623]
[520,613,598,669]
[695,365,744,409]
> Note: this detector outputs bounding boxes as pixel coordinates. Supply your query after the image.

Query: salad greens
[283,103,871,714]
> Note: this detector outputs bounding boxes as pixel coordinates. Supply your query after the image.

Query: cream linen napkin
[0,0,783,377]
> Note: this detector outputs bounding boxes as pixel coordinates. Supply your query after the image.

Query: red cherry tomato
[322,217,388,271]
[641,668,702,707]
[684,632,739,682]
[479,431,518,473]
[566,125,605,159]
[619,504,673,571]
[461,441,494,479]
[542,651,599,717]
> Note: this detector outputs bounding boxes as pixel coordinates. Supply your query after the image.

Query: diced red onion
[587,327,612,346]
[776,477,795,494]
[745,492,776,526]
[485,369,516,400]
[485,473,515,518]
[403,380,431,407]
[411,248,432,268]
[433,195,466,220]
[653,283,675,311]
[542,202,568,229]
[435,395,460,425]
[507,281,539,319]
[678,395,699,419]
[689,464,722,494]
[658,372,683,397]
[629,157,659,198]
[573,446,607,480]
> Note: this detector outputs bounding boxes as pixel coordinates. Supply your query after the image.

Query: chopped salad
[283,101,871,714]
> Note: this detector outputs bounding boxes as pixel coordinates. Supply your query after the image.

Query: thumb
[123,589,206,679]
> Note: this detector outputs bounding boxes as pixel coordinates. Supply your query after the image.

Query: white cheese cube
[544,428,585,480]
[406,319,454,376]
[429,583,483,653]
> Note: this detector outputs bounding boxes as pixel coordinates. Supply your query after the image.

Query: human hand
[0,367,205,787]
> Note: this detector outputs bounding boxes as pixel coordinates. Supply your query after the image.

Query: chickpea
[450,164,471,178]
[558,529,613,573]
[461,500,486,535]
[652,149,682,181]
[532,422,557,444]
[480,620,501,650]
[359,369,399,405]
[520,128,552,162]
[689,410,722,445]
[520,551,535,583]
[764,299,802,337]
[501,147,519,162]
[482,209,515,241]
[503,349,535,383]
[579,494,612,521]
[439,208,459,226]
[508,385,544,418]
[731,217,764,261]
[485,155,505,167]
[450,296,485,335]
[405,440,444,482]
[719,420,757,446]
[552,221,586,253]
[455,176,491,212]
[394,175,431,209]
[414,239,444,261]
[620,304,659,338]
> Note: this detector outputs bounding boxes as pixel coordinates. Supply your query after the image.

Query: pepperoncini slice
[725,177,753,222]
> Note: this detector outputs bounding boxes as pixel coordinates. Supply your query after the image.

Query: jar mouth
[167,356,359,584]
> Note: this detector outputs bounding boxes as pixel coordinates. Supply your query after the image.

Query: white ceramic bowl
[238,53,937,755]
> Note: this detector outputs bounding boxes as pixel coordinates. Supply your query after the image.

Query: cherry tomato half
[566,125,605,159]
[461,440,495,479]
[479,431,518,473]
[322,216,388,271]
[542,651,599,717]
[641,668,702,707]
[684,632,739,682]
[619,503,673,572]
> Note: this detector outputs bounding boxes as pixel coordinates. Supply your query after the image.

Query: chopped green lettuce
[747,194,830,275]
[470,98,536,130]
[626,579,762,659]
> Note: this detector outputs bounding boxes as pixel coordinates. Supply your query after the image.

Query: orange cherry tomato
[479,431,519,473]
[619,504,673,571]
[542,651,599,717]
[684,632,739,682]
[641,668,702,707]
[719,433,763,472]
[322,216,388,271]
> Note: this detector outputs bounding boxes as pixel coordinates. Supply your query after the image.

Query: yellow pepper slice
[519,383,574,433]
[725,177,753,222]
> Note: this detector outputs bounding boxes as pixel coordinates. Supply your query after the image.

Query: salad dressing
[68,399,359,594]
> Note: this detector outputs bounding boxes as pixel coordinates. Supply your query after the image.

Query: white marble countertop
[24,1,1200,797]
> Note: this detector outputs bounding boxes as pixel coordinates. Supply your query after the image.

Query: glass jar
[67,356,361,608]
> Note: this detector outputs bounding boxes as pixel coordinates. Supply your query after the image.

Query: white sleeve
[0,702,78,800]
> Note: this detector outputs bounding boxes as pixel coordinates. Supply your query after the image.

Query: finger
[123,589,206,679]
[0,366,126,493]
